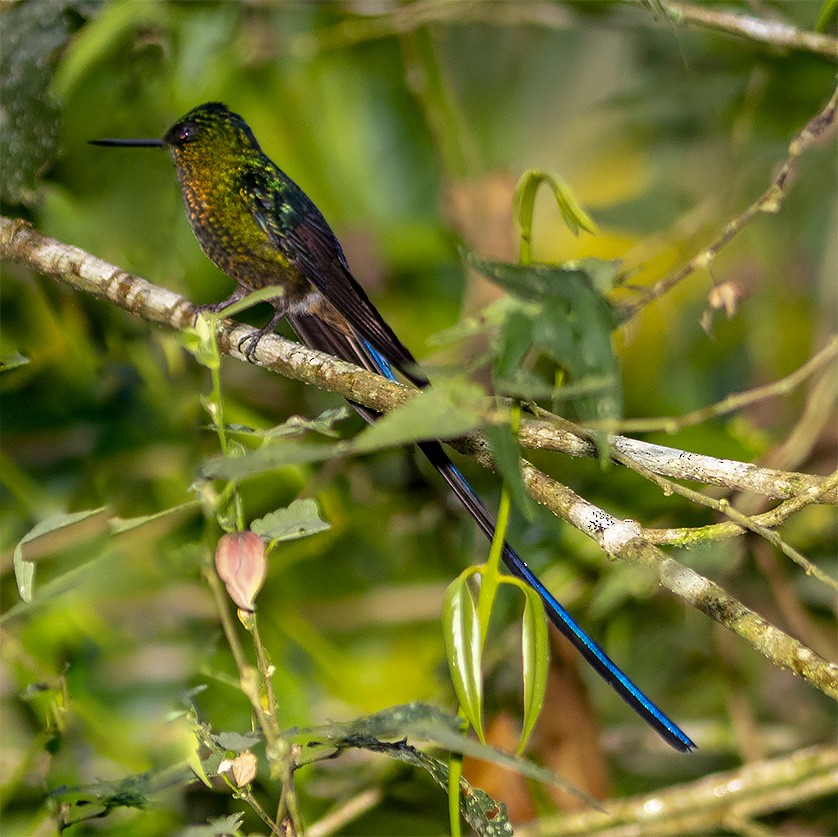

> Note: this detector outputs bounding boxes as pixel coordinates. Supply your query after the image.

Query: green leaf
[263,406,351,439]
[354,377,486,453]
[13,507,108,603]
[517,584,549,754]
[483,421,536,521]
[250,498,330,544]
[205,378,488,482]
[187,749,213,790]
[331,734,511,836]
[212,730,262,753]
[815,0,837,32]
[178,814,245,837]
[187,315,219,369]
[442,571,485,741]
[466,252,623,424]
[290,702,599,809]
[110,501,201,534]
[0,351,30,372]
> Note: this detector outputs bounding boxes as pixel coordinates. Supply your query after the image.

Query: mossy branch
[2,216,836,702]
[2,216,833,507]
[517,743,838,837]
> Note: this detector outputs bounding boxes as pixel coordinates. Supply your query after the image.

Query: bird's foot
[193,286,249,320]
[237,306,287,363]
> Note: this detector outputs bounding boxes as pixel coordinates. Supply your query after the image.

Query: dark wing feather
[242,167,424,384]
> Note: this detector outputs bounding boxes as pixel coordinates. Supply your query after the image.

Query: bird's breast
[179,175,311,303]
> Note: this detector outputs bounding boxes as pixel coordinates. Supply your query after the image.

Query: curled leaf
[442,570,484,741]
[517,583,549,754]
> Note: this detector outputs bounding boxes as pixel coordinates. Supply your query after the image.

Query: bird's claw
[237,330,266,363]
[236,306,286,363]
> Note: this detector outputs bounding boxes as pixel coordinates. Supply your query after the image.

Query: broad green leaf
[466,251,622,424]
[13,507,108,603]
[205,378,488,482]
[490,304,533,382]
[250,498,330,544]
[110,501,201,534]
[517,584,549,754]
[442,571,484,741]
[290,701,599,808]
[204,437,339,480]
[354,378,486,453]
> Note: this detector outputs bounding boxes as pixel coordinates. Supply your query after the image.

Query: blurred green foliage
[2,1,835,834]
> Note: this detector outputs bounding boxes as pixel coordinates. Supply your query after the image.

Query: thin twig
[646,470,838,546]
[585,337,838,434]
[627,0,838,60]
[289,0,838,62]
[617,85,838,321]
[236,786,285,837]
[611,450,838,593]
[203,565,275,739]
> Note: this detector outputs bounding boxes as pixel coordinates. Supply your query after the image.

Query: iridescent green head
[90,102,262,166]
[162,102,262,167]
[92,103,282,282]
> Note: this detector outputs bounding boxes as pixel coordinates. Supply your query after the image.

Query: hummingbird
[92,102,695,752]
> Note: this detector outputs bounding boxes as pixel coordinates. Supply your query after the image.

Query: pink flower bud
[214,531,267,611]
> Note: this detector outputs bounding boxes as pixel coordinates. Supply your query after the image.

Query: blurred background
[1,1,835,834]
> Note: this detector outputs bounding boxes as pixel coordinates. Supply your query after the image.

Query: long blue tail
[418,440,695,752]
[286,313,695,752]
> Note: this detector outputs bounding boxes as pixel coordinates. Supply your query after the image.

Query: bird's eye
[173,122,197,144]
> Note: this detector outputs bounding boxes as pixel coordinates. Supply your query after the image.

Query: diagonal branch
[617,84,838,321]
[3,216,836,699]
[2,215,834,505]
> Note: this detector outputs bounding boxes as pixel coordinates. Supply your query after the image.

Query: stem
[448,750,464,837]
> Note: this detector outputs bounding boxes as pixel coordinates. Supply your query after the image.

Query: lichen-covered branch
[519,419,838,505]
[4,215,832,507]
[3,216,836,700]
[517,743,838,836]
[510,460,838,702]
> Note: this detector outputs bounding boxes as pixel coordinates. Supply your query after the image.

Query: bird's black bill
[89,138,165,147]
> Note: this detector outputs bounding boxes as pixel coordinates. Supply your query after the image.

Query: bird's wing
[242,167,424,384]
